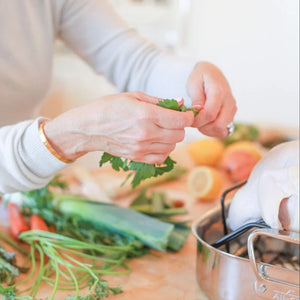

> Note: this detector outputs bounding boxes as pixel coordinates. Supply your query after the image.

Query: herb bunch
[99,99,199,188]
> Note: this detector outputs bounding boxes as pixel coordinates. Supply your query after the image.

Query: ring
[226,122,235,136]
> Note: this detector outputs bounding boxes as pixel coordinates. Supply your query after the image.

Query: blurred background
[41,0,299,132]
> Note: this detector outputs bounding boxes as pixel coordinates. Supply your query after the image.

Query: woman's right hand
[43,91,194,164]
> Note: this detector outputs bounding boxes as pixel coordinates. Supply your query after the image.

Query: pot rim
[191,203,250,262]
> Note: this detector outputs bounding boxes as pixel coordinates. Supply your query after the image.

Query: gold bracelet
[38,120,74,164]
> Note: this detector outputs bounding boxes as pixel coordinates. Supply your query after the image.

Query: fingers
[193,87,224,128]
[130,91,161,105]
[187,66,206,108]
[126,91,195,130]
[186,62,237,138]
[107,142,176,165]
[153,107,194,129]
[132,127,185,144]
[197,100,237,138]
[138,154,169,164]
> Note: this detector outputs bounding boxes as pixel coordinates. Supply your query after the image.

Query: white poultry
[228,140,299,232]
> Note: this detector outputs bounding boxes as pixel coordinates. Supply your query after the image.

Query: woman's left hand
[186,61,237,138]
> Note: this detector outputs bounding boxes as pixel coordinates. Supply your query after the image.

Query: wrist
[41,119,87,162]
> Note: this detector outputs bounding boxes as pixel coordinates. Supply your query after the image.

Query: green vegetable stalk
[52,194,174,252]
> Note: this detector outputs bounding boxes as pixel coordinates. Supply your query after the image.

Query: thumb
[154,107,194,129]
[186,72,206,110]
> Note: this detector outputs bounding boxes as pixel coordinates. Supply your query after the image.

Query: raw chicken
[228,140,299,232]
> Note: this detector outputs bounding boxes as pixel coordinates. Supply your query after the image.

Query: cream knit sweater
[0,0,195,194]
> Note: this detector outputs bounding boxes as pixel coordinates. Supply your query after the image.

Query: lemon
[187,138,225,167]
[188,166,224,201]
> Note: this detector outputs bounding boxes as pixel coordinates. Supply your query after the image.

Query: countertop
[0,145,233,300]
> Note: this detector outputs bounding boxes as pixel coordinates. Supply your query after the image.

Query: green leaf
[99,152,114,167]
[158,99,199,116]
[129,162,156,188]
[157,99,180,111]
[99,152,124,171]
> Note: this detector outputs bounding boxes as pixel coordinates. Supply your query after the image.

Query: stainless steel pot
[192,203,300,300]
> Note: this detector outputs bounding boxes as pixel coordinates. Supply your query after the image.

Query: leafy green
[99,99,199,188]
[65,278,122,300]
[157,99,199,116]
[0,243,30,300]
[0,245,28,287]
[99,153,176,189]
[3,177,190,299]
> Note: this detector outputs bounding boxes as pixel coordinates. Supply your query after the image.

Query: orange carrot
[29,214,49,231]
[29,214,51,262]
[48,224,56,233]
[8,203,30,239]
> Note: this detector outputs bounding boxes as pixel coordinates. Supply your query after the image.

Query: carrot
[29,215,50,263]
[8,203,30,239]
[48,224,56,233]
[29,214,49,231]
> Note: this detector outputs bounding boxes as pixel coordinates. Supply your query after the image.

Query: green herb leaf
[98,98,198,188]
[157,99,180,111]
[158,99,199,116]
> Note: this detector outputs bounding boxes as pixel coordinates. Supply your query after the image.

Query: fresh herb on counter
[18,230,126,300]
[0,245,27,286]
[0,243,29,300]
[65,278,122,300]
[2,177,191,299]
[99,99,199,189]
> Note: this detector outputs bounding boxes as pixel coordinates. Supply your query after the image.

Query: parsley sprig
[157,98,199,116]
[99,99,199,188]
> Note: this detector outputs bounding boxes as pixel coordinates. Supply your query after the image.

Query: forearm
[59,0,195,102]
[0,119,67,194]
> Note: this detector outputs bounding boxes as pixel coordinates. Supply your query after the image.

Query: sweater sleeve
[58,0,196,106]
[0,118,67,194]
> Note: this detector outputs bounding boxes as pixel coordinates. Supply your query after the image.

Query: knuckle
[219,132,228,139]
[132,143,144,154]
[147,155,166,165]
[214,122,228,138]
[157,154,168,164]
[133,91,145,99]
[219,129,229,139]
[145,156,158,164]
[177,131,185,142]
[169,144,176,152]
[215,125,228,138]
[205,110,218,122]
[139,108,152,120]
[136,125,151,141]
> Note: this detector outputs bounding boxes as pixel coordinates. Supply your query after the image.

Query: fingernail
[192,104,202,110]
[175,97,184,107]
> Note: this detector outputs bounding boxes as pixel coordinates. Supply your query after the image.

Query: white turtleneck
[0,0,195,194]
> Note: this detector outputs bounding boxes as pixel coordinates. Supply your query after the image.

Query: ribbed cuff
[19,118,68,179]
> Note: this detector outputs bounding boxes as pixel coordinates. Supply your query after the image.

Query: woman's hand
[43,92,194,164]
[187,61,237,138]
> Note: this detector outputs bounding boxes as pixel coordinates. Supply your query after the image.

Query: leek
[52,194,174,252]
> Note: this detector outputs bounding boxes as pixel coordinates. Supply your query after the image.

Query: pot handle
[248,228,300,300]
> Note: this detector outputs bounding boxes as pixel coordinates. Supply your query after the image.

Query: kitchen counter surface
[0,145,233,300]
